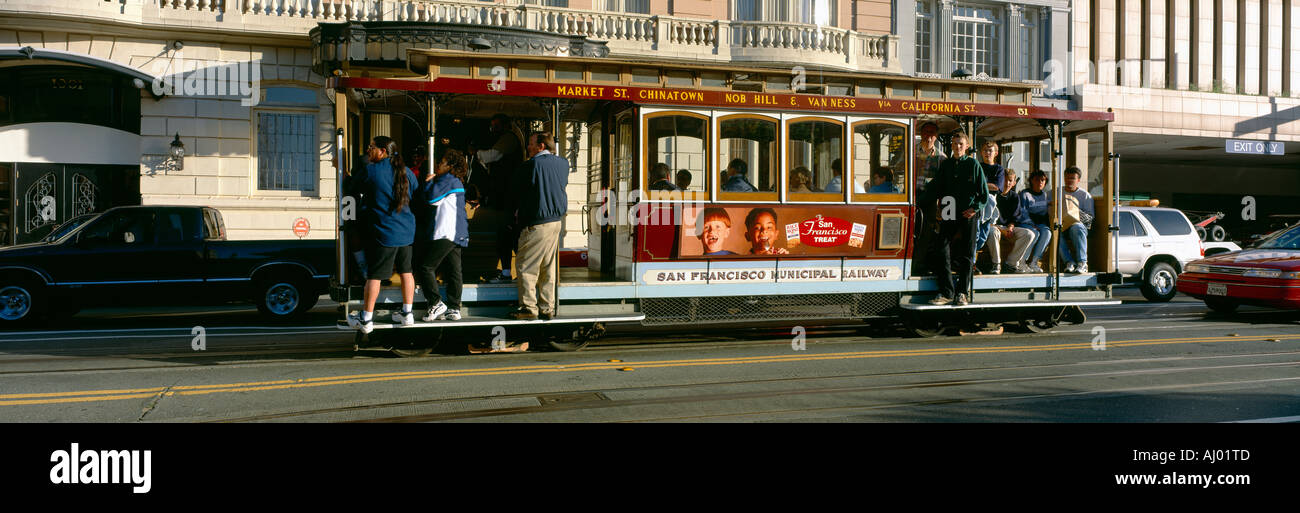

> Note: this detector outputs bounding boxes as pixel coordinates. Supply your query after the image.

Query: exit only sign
[1225,139,1285,155]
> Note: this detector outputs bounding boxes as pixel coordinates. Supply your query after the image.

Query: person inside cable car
[1019,170,1052,273]
[914,121,947,192]
[649,163,679,192]
[675,169,692,191]
[984,169,1037,274]
[973,141,1005,259]
[721,158,757,192]
[744,207,789,255]
[474,113,524,285]
[1059,166,1094,274]
[698,207,735,256]
[823,158,864,193]
[978,140,1004,193]
[789,166,814,193]
[868,167,900,193]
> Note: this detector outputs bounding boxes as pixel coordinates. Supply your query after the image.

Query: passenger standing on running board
[347,136,418,333]
[923,132,987,307]
[509,131,569,321]
[414,149,470,323]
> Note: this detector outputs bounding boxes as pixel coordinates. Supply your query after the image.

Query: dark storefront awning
[0,46,164,99]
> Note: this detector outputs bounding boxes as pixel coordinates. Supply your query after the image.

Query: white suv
[1117,207,1204,302]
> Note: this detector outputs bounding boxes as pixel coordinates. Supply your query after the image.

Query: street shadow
[844,386,1300,423]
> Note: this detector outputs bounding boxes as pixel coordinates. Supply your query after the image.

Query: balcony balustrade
[2,0,899,73]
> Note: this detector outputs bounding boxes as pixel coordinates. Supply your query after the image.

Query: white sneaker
[1077,262,1088,273]
[347,312,374,334]
[1014,262,1033,274]
[444,309,461,321]
[423,301,447,322]
[391,309,414,327]
[1064,262,1077,273]
[1028,263,1044,273]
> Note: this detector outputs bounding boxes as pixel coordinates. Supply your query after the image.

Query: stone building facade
[0,0,907,244]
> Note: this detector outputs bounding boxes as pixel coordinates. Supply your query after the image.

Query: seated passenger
[984,169,1037,274]
[721,158,758,192]
[1018,170,1052,273]
[675,169,692,191]
[1059,166,1094,274]
[823,158,865,193]
[973,141,1006,255]
[867,167,900,193]
[648,163,679,192]
[978,141,1005,194]
[698,207,735,256]
[744,207,789,255]
[789,166,814,193]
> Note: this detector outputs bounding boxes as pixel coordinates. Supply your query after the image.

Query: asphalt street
[1,287,1298,423]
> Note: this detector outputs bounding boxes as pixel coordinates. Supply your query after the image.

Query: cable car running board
[900,300,1121,311]
[335,314,646,330]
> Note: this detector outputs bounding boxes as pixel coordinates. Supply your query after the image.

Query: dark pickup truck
[0,205,333,325]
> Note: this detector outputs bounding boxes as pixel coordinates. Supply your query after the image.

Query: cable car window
[590,66,621,82]
[786,118,845,202]
[717,115,779,202]
[516,63,547,80]
[555,64,584,81]
[851,120,909,202]
[643,112,709,201]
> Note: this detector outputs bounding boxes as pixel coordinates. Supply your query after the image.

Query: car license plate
[1207,283,1227,296]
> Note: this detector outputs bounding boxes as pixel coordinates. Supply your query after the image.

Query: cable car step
[899,299,1120,310]
[335,313,646,330]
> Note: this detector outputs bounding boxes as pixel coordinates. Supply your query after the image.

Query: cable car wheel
[529,323,606,352]
[355,329,442,357]
[903,311,951,338]
[1017,308,1065,334]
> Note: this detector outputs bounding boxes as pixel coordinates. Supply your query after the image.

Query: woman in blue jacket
[347,136,418,333]
[414,149,470,322]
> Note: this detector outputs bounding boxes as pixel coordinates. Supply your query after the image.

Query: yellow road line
[3,333,1298,407]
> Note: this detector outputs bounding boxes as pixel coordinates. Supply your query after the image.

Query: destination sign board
[331,76,1115,122]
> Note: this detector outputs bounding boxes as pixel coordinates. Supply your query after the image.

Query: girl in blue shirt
[348,136,418,332]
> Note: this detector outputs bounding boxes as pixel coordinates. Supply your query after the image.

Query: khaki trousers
[985,225,1036,265]
[514,221,561,315]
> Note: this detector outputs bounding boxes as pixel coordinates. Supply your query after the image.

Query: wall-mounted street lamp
[951,67,973,79]
[468,37,493,50]
[169,133,185,171]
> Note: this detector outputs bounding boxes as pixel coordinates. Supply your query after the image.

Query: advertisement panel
[680,205,874,258]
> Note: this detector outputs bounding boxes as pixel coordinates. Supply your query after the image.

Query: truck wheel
[0,283,43,327]
[1140,262,1178,302]
[1204,298,1239,314]
[1195,226,1207,241]
[255,279,316,320]
[1209,224,1226,242]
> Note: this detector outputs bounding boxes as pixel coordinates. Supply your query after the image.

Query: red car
[1176,223,1300,312]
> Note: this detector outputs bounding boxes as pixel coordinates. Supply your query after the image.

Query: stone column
[899,0,917,75]
[938,0,955,74]
[1049,6,1070,86]
[1007,3,1024,81]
